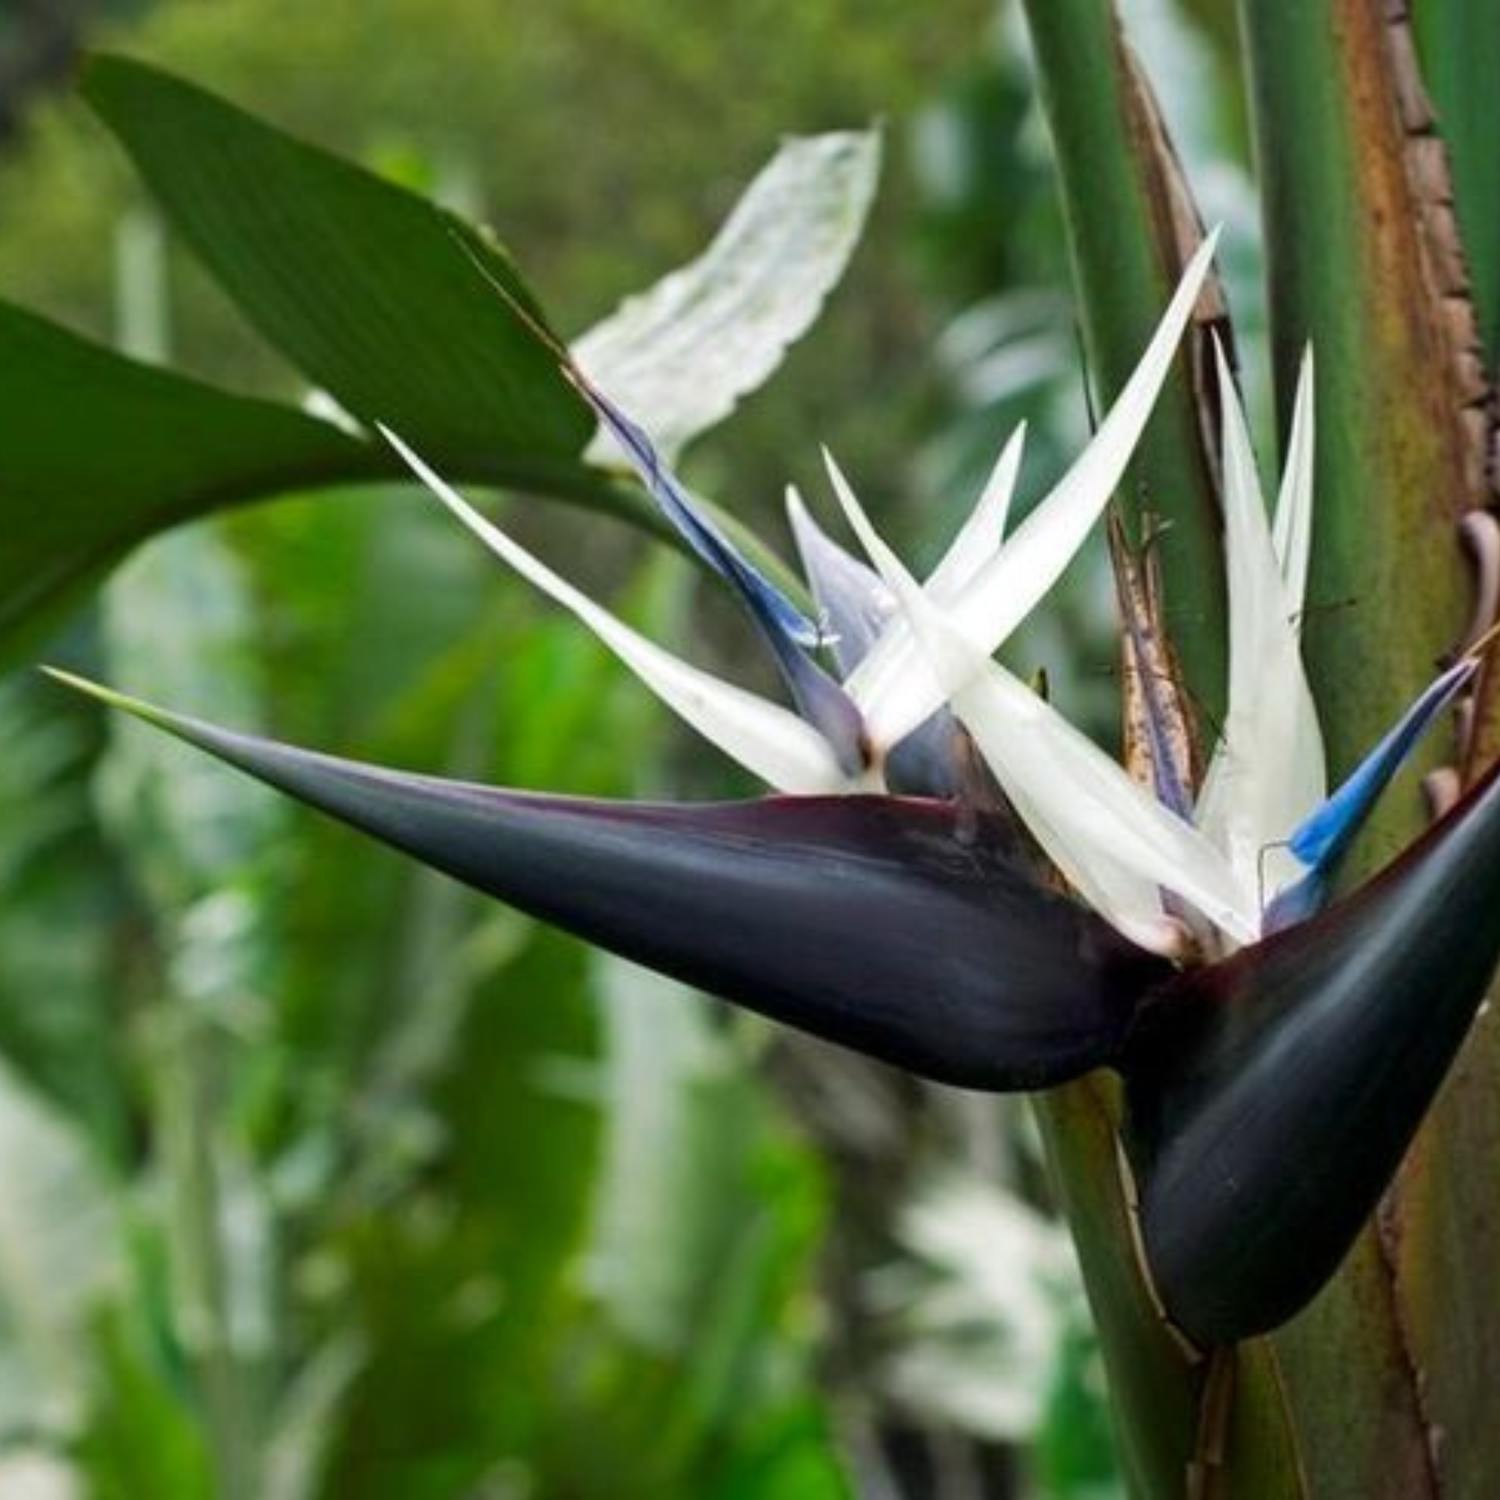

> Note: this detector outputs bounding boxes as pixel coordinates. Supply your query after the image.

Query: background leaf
[575,130,881,464]
[0,1055,123,1445]
[0,300,371,659]
[82,55,598,488]
[0,60,872,661]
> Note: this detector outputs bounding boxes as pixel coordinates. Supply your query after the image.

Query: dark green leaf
[82,55,596,484]
[0,299,373,656]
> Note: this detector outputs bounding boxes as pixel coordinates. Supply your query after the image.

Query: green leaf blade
[82,54,592,474]
[0,299,373,654]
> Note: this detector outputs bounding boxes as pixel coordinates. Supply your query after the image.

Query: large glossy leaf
[82,55,598,487]
[47,675,1172,1092]
[575,130,880,464]
[0,300,374,656]
[0,58,860,661]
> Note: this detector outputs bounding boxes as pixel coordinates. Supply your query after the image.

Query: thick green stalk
[1241,4,1492,1494]
[1411,0,1500,771]
[1032,1081,1200,1500]
[1020,6,1238,1492]
[1414,0,1500,365]
[1021,0,1227,724]
[1028,2,1493,1492]
[1243,1,1475,801]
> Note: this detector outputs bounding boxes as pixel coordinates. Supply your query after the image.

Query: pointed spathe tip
[43,665,156,723]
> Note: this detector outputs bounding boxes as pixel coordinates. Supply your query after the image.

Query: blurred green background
[0,3,1252,1496]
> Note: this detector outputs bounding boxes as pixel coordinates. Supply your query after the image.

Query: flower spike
[786,422,1024,675]
[1271,346,1315,606]
[429,283,869,771]
[1193,338,1324,901]
[786,485,895,676]
[563,357,823,650]
[47,670,1171,1091]
[450,223,822,650]
[786,451,1022,800]
[571,368,873,774]
[922,423,1027,603]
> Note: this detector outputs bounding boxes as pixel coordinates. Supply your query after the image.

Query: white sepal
[924,423,1027,603]
[381,426,848,795]
[1272,346,1315,611]
[1194,343,1324,897]
[849,228,1222,750]
[824,445,1260,952]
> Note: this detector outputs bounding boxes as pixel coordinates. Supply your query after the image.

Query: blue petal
[570,368,867,771]
[1268,656,1476,927]
[572,368,820,645]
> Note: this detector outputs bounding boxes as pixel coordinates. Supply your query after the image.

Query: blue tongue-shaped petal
[577,370,818,643]
[569,365,867,775]
[1267,655,1477,929]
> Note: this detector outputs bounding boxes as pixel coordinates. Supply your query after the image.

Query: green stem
[1241,0,1472,814]
[1239,4,1491,1493]
[1021,0,1228,724]
[1413,0,1500,366]
[159,1009,263,1500]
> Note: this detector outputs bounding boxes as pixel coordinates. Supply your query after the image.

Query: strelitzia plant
[13,5,1500,1490]
[51,220,1500,1373]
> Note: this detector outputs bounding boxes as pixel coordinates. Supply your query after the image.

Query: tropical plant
[9,2,1500,1496]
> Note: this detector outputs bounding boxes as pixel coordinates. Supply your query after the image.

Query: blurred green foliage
[0,1,1178,1495]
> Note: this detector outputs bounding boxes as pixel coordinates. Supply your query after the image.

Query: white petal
[849,228,1222,748]
[1271,346,1315,612]
[819,451,946,743]
[951,660,1258,950]
[825,440,1259,949]
[923,423,1026,602]
[380,426,847,795]
[1194,343,1324,895]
